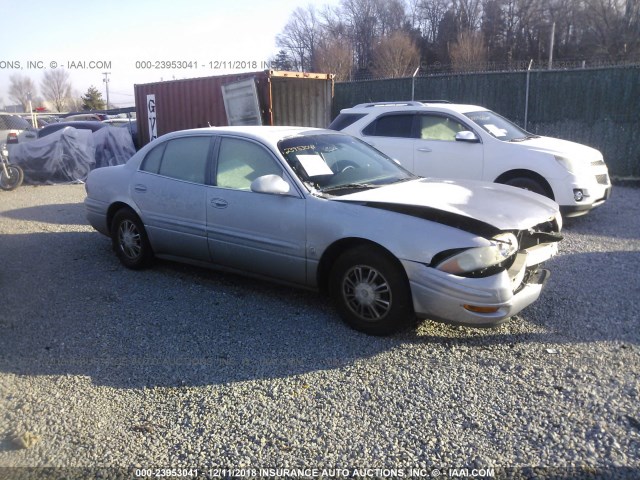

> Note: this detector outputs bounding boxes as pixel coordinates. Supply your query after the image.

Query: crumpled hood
[520,136,602,161]
[337,178,560,232]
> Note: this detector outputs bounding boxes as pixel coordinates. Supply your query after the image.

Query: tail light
[6,132,18,144]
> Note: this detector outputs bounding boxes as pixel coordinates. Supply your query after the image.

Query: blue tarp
[11,126,135,184]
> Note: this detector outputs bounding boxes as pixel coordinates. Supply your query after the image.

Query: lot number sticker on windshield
[297,154,333,177]
[485,124,508,137]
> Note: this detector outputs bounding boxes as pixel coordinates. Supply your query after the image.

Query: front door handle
[210,197,228,209]
[417,147,432,153]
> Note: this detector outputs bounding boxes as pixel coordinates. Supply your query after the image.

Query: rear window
[327,113,367,131]
[362,114,415,138]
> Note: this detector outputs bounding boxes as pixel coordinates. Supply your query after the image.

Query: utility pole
[102,72,111,109]
[548,22,555,70]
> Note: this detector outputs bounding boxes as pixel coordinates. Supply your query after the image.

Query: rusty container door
[134,71,271,147]
[268,71,334,128]
[134,70,333,147]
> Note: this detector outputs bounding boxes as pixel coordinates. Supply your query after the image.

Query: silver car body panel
[85,126,562,327]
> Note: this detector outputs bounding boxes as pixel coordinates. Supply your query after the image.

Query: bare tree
[580,0,639,58]
[41,69,73,112]
[371,31,421,77]
[375,0,408,35]
[8,74,37,112]
[450,30,488,70]
[66,90,84,112]
[340,0,380,70]
[456,0,485,30]
[315,37,355,80]
[417,0,450,44]
[276,5,323,71]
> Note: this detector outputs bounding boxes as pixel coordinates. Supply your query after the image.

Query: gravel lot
[0,184,639,479]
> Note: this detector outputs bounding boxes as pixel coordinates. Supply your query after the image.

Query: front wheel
[111,209,153,269]
[0,164,24,191]
[329,245,413,336]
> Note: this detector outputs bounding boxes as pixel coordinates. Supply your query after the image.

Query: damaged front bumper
[403,242,557,327]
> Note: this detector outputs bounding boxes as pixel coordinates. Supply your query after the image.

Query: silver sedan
[85,126,562,335]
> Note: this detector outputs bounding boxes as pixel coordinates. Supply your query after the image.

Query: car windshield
[464,110,537,142]
[278,133,415,195]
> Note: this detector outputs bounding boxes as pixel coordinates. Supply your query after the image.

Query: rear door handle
[417,147,432,153]
[134,184,147,192]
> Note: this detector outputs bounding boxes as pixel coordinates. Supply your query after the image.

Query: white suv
[330,101,611,217]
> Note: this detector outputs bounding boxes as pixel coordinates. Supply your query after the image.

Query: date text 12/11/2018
[134,60,272,70]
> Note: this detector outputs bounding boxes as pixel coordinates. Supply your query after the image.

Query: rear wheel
[0,165,24,191]
[111,209,153,269]
[503,176,548,197]
[329,245,413,336]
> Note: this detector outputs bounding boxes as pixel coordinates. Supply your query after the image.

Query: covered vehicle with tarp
[93,126,136,168]
[11,125,136,184]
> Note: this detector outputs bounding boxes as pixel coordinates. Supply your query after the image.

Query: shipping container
[134,70,334,147]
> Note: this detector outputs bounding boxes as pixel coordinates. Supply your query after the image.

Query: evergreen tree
[271,50,294,71]
[81,85,106,111]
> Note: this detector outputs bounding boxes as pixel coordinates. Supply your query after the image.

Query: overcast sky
[0,0,337,109]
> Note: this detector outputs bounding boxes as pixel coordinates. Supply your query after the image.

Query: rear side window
[140,136,211,184]
[140,144,165,173]
[362,114,414,138]
[328,113,367,131]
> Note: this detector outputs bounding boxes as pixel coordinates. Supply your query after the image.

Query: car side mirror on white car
[250,174,291,195]
[455,131,480,143]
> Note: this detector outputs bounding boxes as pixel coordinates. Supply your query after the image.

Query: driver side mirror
[455,131,480,143]
[250,174,291,195]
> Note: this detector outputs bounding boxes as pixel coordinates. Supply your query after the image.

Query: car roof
[159,125,336,148]
[343,101,489,115]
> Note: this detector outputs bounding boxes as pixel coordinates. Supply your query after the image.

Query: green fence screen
[334,66,640,177]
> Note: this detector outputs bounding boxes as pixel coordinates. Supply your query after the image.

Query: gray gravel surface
[0,184,639,479]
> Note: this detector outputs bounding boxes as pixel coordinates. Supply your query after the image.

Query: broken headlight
[434,232,519,276]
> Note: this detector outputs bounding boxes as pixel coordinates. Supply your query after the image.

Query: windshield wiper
[320,183,379,193]
[391,176,418,184]
[509,134,540,142]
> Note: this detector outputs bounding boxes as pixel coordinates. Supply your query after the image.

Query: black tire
[0,164,24,191]
[329,245,413,336]
[111,208,153,269]
[503,176,548,197]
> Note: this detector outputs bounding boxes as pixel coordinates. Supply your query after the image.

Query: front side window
[418,114,467,141]
[139,136,211,184]
[362,114,414,138]
[215,137,283,190]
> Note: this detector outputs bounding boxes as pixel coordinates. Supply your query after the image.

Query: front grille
[591,160,606,167]
[595,174,609,185]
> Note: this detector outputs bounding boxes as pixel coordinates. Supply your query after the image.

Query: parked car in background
[85,126,562,335]
[38,121,108,138]
[0,113,38,157]
[64,113,105,122]
[330,101,611,217]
